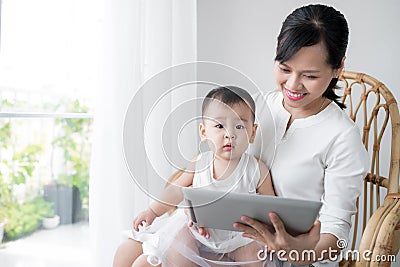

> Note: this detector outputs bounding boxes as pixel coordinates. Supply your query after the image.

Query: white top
[249,91,369,266]
[190,151,261,253]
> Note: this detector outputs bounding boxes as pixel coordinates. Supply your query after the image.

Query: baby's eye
[216,124,224,129]
[236,125,245,129]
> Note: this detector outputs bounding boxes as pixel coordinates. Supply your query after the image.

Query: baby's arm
[133,208,158,231]
[256,160,275,196]
[133,163,195,231]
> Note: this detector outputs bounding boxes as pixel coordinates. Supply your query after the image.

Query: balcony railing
[0,106,93,242]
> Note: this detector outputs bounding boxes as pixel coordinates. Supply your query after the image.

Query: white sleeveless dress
[130,151,266,266]
[189,151,261,253]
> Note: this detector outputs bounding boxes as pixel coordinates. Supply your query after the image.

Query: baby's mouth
[223,144,233,151]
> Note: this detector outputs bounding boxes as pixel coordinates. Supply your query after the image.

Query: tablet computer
[182,187,322,236]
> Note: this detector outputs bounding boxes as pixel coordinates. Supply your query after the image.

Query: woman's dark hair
[202,86,255,121]
[275,4,348,109]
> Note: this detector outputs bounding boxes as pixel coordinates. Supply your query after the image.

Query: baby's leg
[113,239,143,267]
[229,241,266,267]
[164,227,200,267]
[131,254,160,267]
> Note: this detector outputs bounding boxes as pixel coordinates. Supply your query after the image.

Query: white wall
[198,0,400,100]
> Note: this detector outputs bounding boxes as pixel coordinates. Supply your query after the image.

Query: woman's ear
[337,56,346,77]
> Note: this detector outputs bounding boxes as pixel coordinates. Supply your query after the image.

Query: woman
[113,4,368,267]
[233,4,368,267]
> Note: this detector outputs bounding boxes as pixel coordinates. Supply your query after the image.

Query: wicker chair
[338,71,400,267]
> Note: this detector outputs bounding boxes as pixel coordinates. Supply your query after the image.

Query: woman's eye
[280,67,290,73]
[216,124,224,129]
[236,125,245,129]
[304,75,318,79]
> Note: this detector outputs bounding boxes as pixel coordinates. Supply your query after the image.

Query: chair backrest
[338,71,400,267]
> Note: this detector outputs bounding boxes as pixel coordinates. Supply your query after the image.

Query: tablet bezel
[182,187,322,236]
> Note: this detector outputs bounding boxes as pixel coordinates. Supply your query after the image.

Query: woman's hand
[233,212,321,264]
[184,208,210,239]
[133,208,158,231]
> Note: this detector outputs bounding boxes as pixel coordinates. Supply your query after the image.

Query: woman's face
[274,42,338,114]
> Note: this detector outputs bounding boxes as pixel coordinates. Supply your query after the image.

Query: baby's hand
[133,209,157,231]
[184,208,210,239]
[188,220,210,239]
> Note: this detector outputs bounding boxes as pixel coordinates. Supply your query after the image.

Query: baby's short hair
[202,86,255,121]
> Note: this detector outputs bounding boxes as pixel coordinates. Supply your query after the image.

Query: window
[0,1,99,266]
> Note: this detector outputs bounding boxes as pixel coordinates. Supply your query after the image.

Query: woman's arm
[235,125,368,264]
[318,125,368,243]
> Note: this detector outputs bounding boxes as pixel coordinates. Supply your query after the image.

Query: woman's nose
[286,74,302,91]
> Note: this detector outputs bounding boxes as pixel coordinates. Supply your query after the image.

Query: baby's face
[200,100,257,161]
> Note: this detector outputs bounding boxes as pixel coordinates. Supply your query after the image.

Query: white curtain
[89,0,197,266]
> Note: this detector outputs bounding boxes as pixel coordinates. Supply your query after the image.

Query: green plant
[0,121,11,147]
[3,196,53,241]
[0,119,42,187]
[0,120,53,240]
[11,144,42,184]
[52,100,92,212]
[0,96,93,241]
[0,121,12,225]
[0,174,10,224]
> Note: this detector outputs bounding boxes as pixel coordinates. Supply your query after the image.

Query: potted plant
[43,182,82,225]
[42,208,60,230]
[48,99,92,223]
[35,194,60,230]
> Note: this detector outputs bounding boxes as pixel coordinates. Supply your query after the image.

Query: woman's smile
[284,88,307,101]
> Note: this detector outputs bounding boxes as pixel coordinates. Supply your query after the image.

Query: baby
[131,86,275,267]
